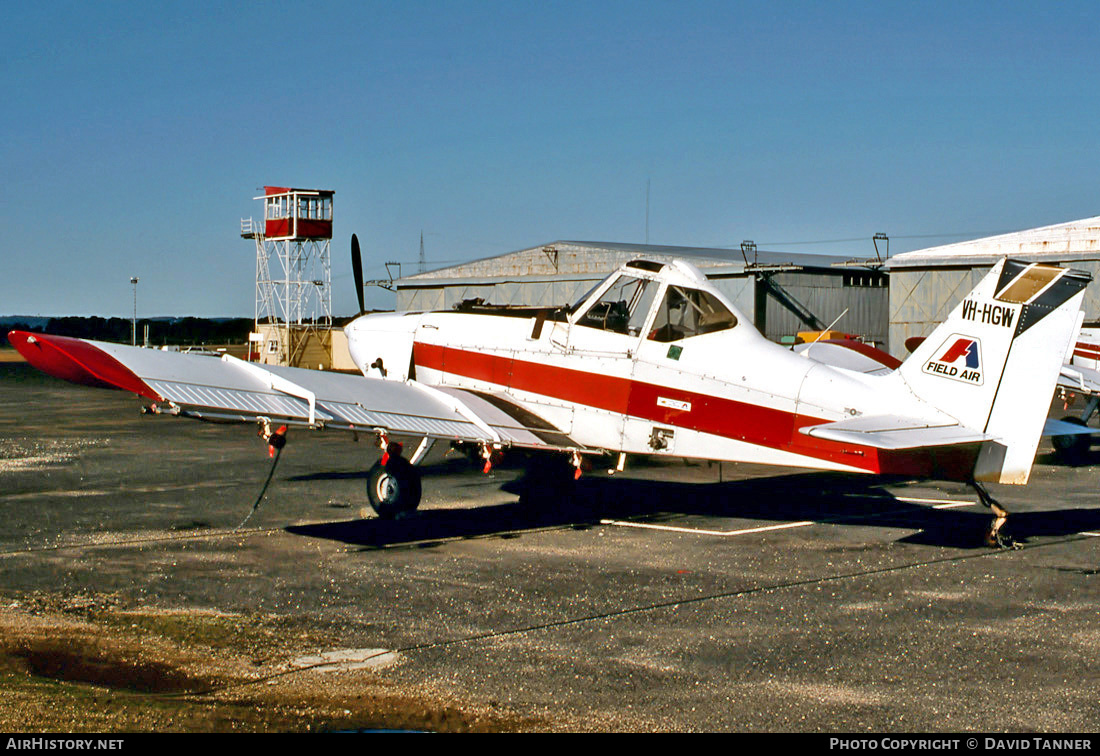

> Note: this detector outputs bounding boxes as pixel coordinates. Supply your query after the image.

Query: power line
[743,229,1017,248]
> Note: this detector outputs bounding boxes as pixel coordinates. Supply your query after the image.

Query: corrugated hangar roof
[885,215,1100,269]
[399,240,852,284]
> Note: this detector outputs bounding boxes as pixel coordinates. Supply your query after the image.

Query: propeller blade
[351,233,365,315]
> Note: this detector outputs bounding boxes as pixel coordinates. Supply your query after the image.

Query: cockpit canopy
[648,286,738,342]
[571,261,739,342]
[576,274,657,336]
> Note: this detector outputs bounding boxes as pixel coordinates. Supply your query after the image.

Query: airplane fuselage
[344,256,1088,486]
[346,302,966,479]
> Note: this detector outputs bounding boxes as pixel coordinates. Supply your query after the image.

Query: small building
[251,321,356,371]
[885,216,1100,359]
[394,241,889,347]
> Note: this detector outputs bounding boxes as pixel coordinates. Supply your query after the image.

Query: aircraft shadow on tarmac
[284,466,1100,552]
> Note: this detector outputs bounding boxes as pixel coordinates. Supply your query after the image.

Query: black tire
[366,457,422,518]
[518,454,577,508]
[1052,415,1091,464]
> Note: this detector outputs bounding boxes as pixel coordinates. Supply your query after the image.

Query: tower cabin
[261,186,334,241]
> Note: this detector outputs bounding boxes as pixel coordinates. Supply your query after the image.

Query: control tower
[242,186,334,367]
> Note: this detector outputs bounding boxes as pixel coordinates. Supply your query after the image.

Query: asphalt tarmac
[1,360,1099,732]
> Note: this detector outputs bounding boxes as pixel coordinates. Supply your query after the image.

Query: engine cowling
[344,312,422,380]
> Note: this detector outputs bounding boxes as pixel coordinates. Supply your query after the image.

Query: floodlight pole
[130,277,139,346]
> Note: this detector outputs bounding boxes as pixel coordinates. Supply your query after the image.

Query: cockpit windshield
[648,286,737,342]
[569,280,604,315]
[576,275,658,336]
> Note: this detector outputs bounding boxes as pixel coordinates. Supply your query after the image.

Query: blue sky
[3,1,1099,316]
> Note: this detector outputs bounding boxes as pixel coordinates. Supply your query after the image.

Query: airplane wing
[7,331,584,451]
[799,414,992,450]
[1058,363,1100,395]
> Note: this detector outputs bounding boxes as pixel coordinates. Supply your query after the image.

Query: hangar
[886,216,1100,359]
[394,240,889,347]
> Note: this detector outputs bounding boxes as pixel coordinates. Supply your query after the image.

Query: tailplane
[896,259,1090,484]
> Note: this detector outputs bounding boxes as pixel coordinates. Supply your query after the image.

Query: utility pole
[873,232,889,263]
[130,277,139,346]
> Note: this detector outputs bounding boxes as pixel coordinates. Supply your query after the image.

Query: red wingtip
[8,330,161,400]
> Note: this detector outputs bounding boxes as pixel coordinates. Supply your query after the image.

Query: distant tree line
[3,317,254,347]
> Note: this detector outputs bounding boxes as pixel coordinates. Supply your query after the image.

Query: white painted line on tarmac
[601,496,975,540]
[604,497,1100,545]
[846,494,975,508]
[600,519,815,537]
[291,648,398,672]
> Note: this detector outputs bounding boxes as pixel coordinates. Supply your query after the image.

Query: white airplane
[1046,326,1100,460]
[8,251,1090,548]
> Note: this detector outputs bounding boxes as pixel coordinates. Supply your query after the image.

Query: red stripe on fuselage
[1073,344,1100,361]
[412,342,981,479]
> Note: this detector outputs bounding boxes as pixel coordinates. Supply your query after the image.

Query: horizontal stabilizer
[1043,418,1100,437]
[794,339,901,375]
[799,414,991,450]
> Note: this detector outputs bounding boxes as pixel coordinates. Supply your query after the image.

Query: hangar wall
[395,241,889,347]
[398,274,600,312]
[886,216,1100,360]
[889,262,1100,360]
[391,220,1100,361]
[751,270,889,347]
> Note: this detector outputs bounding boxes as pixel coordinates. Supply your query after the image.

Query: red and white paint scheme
[347,257,1085,485]
[1046,325,1100,461]
[8,257,1090,544]
[1070,326,1100,370]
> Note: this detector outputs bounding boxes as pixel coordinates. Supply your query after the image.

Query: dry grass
[0,596,537,733]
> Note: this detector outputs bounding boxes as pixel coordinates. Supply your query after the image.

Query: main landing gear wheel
[1052,415,1091,465]
[519,454,577,508]
[367,456,422,519]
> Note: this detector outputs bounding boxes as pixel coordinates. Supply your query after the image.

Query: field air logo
[922,334,984,385]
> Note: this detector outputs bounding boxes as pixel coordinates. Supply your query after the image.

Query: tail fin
[896,259,1090,484]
